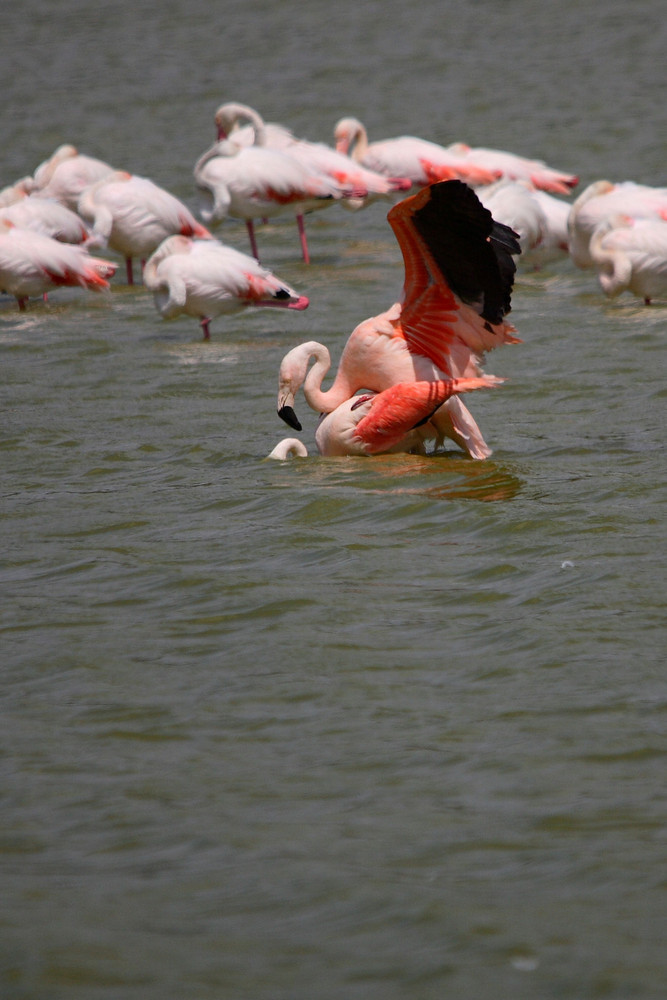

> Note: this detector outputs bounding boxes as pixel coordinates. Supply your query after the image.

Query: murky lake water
[2,1,666,998]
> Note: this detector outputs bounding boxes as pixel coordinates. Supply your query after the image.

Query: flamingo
[278,179,521,459]
[530,188,572,260]
[0,221,117,310]
[143,235,309,339]
[0,196,89,244]
[267,438,309,460]
[78,171,213,284]
[477,180,548,257]
[333,116,500,189]
[588,215,667,304]
[447,142,578,195]
[568,180,667,270]
[216,102,411,209]
[194,106,365,264]
[29,144,117,211]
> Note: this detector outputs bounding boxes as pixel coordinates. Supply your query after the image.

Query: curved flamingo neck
[336,119,368,162]
[216,103,267,147]
[289,342,355,413]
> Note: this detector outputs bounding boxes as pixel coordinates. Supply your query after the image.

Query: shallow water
[2,1,666,998]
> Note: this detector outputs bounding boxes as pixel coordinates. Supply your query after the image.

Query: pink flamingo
[29,144,117,211]
[448,142,578,195]
[589,215,667,304]
[216,102,411,208]
[333,117,500,189]
[194,106,367,264]
[0,196,89,244]
[568,180,667,270]
[477,180,548,256]
[0,221,116,310]
[277,179,521,459]
[143,235,309,339]
[78,171,212,284]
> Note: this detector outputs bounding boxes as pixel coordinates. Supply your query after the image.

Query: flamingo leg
[246,220,260,261]
[296,214,310,265]
[125,257,134,285]
[200,317,211,340]
[17,296,27,311]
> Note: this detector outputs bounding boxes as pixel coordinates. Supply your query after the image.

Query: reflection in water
[271,450,523,502]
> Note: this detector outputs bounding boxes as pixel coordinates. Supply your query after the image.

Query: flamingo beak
[278,405,302,431]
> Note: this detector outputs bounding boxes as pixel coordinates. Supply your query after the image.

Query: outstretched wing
[387,180,522,378]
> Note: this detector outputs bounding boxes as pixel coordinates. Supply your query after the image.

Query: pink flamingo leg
[246,220,260,261]
[200,317,211,340]
[125,257,134,285]
[296,214,310,265]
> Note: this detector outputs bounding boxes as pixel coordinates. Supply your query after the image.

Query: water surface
[2,2,666,998]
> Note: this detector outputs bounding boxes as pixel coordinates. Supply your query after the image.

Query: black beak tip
[278,405,302,432]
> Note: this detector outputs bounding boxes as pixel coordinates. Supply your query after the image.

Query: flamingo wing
[353,377,501,454]
[387,180,521,377]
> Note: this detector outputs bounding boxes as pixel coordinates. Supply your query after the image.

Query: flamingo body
[78,172,212,282]
[334,117,499,188]
[568,180,667,269]
[0,196,89,244]
[589,216,667,303]
[143,235,309,337]
[448,143,578,195]
[0,223,116,308]
[30,145,116,211]
[477,180,547,256]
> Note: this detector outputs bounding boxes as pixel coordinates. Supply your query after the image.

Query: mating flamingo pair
[271,179,522,460]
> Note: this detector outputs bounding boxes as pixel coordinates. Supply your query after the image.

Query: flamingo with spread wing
[277,179,521,458]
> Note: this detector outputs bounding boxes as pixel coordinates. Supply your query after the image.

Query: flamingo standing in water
[78,171,212,284]
[588,215,667,304]
[216,102,412,209]
[194,104,366,264]
[567,180,667,270]
[143,235,309,339]
[333,116,500,189]
[0,221,116,310]
[277,179,521,459]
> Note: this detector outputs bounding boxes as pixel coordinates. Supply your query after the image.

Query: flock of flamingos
[1,101,666,460]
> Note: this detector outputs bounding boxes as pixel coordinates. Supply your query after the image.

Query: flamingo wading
[277,180,521,458]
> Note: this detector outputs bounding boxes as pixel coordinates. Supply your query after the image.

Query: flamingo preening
[143,235,309,339]
[194,104,366,264]
[78,171,212,284]
[333,117,500,189]
[589,215,667,304]
[0,221,117,310]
